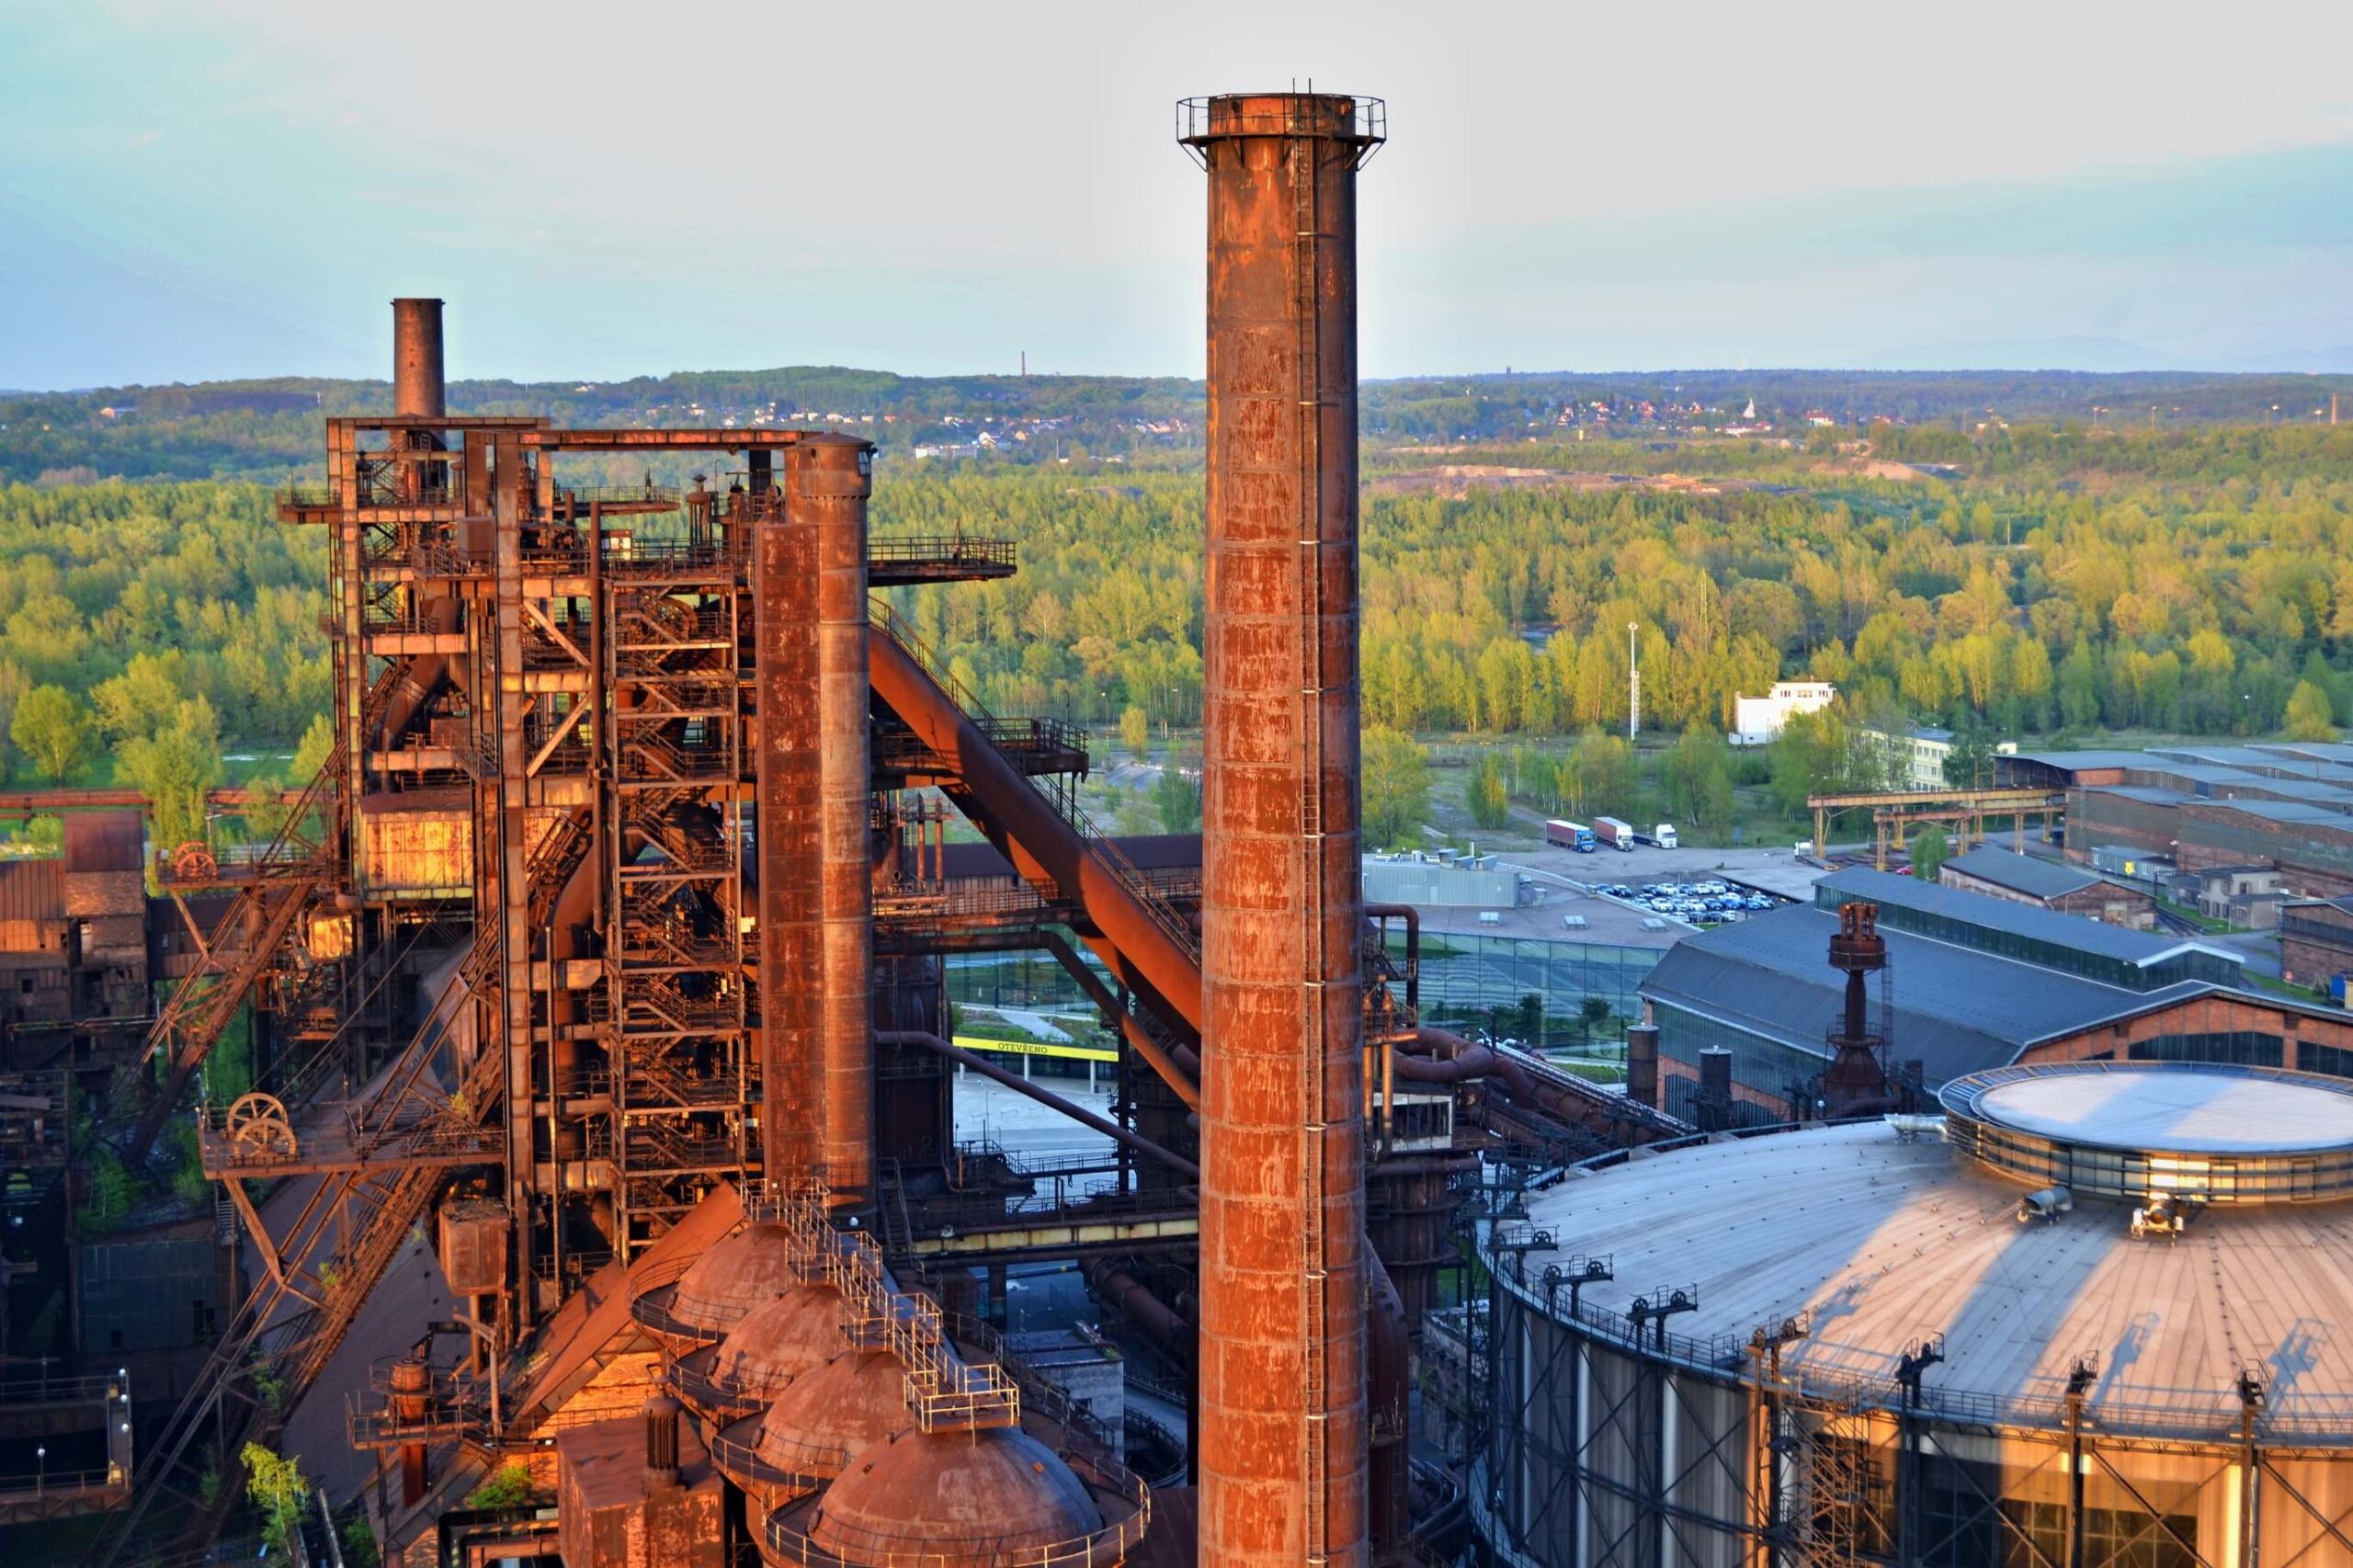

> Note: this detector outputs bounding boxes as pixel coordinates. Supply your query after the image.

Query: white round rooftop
[1974,1066,2353,1154]
[1940,1062,2353,1203]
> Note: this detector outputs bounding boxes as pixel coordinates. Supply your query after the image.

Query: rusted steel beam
[524,428,838,450]
[1184,89,1382,1568]
[0,787,301,815]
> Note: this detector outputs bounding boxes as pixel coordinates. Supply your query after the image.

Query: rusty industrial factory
[0,91,1677,1568]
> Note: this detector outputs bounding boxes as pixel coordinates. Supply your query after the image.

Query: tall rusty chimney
[1181,90,1383,1568]
[391,297,446,419]
[755,434,876,1210]
[801,436,876,1211]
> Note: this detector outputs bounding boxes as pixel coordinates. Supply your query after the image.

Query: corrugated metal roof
[2082,784,2189,806]
[2189,797,2353,824]
[1638,905,2210,1082]
[2130,762,2264,785]
[2003,748,2154,772]
[0,859,65,925]
[2154,744,2325,769]
[1820,866,2238,971]
[2256,742,2353,767]
[2222,778,2353,804]
[63,811,143,873]
[1942,846,2100,900]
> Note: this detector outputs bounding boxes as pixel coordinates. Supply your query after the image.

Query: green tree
[1579,994,1615,1046]
[1466,751,1510,830]
[2286,679,2336,743]
[241,1442,309,1554]
[1768,709,1885,820]
[1362,727,1432,849]
[119,694,223,849]
[1909,824,1950,882]
[1941,722,1996,790]
[465,1463,537,1510]
[1150,765,1201,833]
[1660,727,1733,828]
[10,684,87,783]
[291,711,335,782]
[242,773,290,845]
[1118,703,1150,757]
[1563,730,1637,817]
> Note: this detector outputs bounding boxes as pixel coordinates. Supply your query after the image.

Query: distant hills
[3,365,2347,484]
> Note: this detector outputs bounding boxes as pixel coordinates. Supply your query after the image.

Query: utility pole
[1627,621,1640,740]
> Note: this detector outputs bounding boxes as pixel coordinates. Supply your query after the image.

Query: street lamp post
[1628,621,1640,740]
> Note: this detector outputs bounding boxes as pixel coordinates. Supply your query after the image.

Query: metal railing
[705,1423,825,1508]
[1176,92,1387,163]
[762,1456,1150,1568]
[866,534,1018,571]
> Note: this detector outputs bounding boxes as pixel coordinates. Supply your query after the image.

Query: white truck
[1592,816,1639,852]
[1635,823,1679,849]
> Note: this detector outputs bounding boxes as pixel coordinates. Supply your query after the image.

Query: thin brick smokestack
[1182,90,1382,1567]
[391,298,446,419]
[379,297,453,750]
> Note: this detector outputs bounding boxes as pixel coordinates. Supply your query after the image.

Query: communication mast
[1627,621,1640,740]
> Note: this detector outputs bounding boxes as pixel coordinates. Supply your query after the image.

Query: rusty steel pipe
[877,1032,1199,1179]
[1399,1025,1537,1100]
[866,632,1203,1031]
[1084,1259,1197,1360]
[1186,90,1382,1568]
[795,436,877,1210]
[392,297,446,419]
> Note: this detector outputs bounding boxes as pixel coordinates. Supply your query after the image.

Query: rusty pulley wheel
[171,841,218,881]
[224,1092,296,1159]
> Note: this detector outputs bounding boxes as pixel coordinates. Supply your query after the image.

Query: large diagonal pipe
[867,632,1203,1034]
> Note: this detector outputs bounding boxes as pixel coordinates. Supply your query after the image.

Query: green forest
[0,416,2347,849]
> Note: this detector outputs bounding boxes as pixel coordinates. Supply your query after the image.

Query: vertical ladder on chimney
[1290,94,1332,1568]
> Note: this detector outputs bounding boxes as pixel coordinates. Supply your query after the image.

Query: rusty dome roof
[668,1221,796,1333]
[755,1349,911,1481]
[805,1426,1104,1562]
[707,1280,847,1399]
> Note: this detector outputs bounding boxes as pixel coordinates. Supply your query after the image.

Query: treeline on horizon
[6,362,2347,485]
[0,422,2346,848]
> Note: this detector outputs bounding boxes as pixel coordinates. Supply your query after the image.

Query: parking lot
[1493,840,1836,906]
[1583,875,1778,926]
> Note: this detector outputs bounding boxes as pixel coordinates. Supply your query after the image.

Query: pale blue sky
[4,0,2349,389]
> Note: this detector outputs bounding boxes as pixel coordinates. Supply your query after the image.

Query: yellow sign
[952,1033,1117,1064]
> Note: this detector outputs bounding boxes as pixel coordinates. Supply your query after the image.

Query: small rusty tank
[754,1349,911,1483]
[388,1352,432,1505]
[738,1349,914,1550]
[666,1221,796,1334]
[797,1426,1112,1563]
[705,1279,847,1402]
